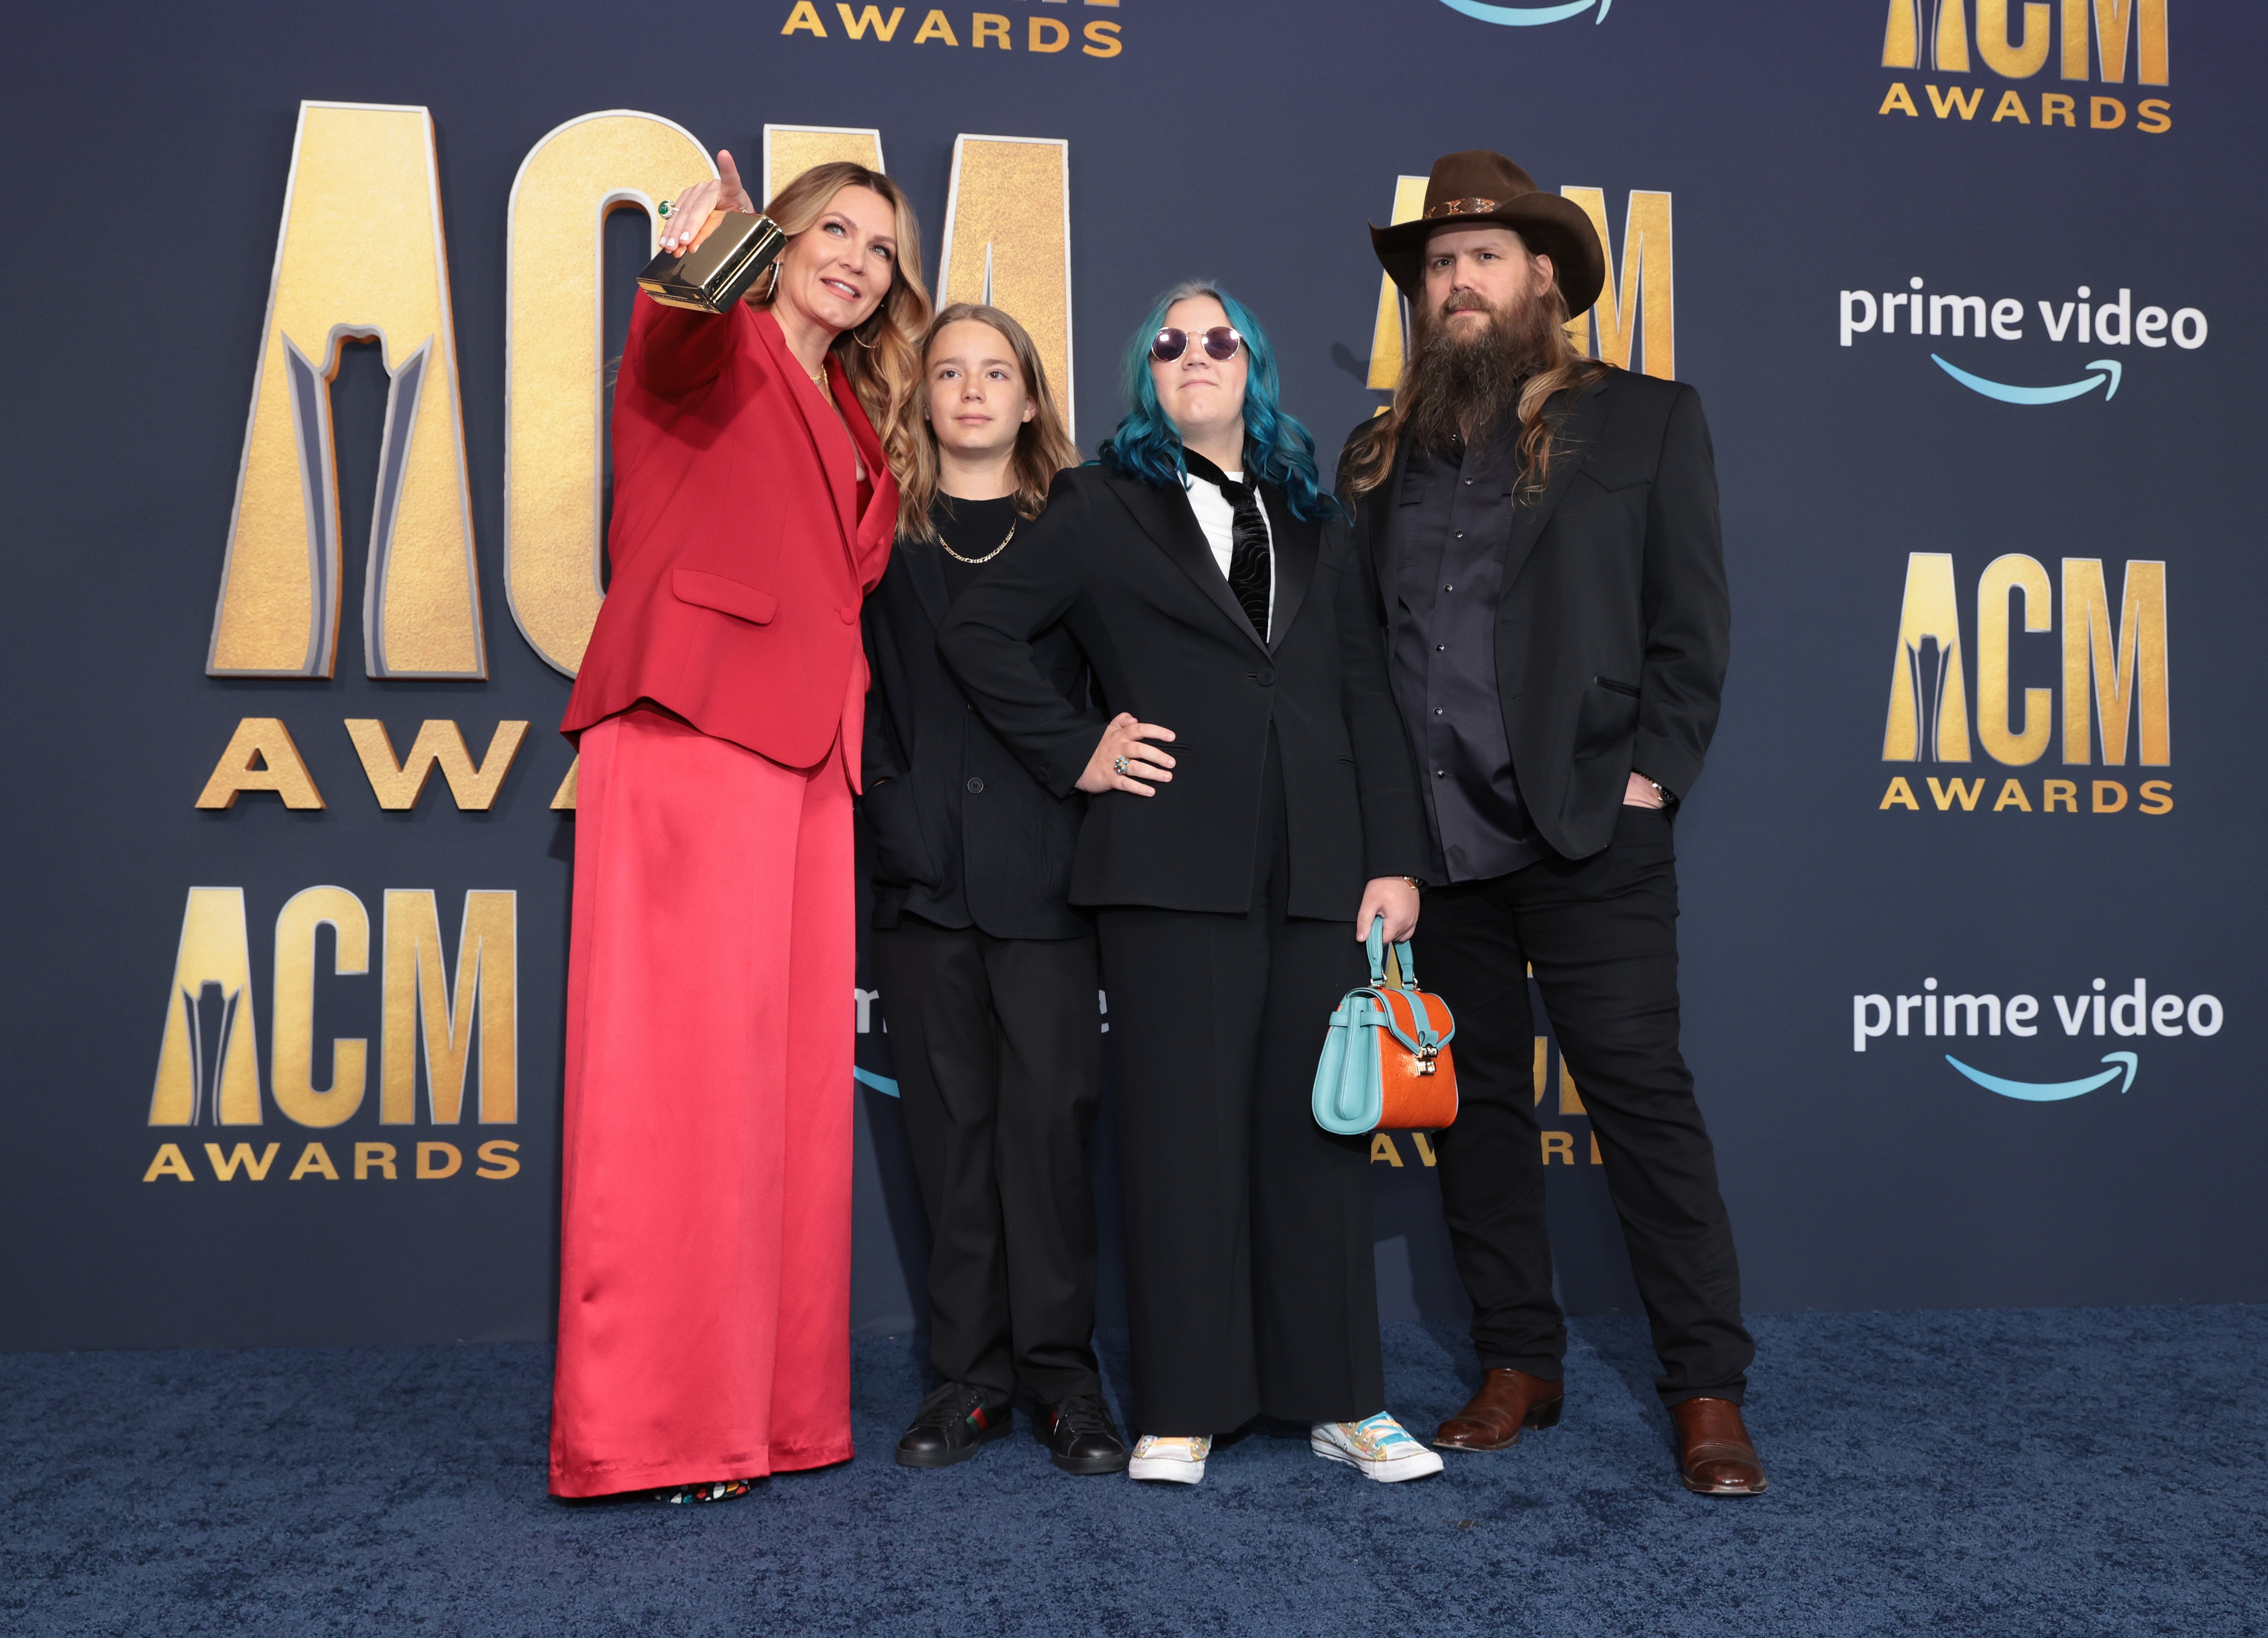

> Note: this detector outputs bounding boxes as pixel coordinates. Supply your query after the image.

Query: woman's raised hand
[659,149,756,254]
[1077,712,1177,797]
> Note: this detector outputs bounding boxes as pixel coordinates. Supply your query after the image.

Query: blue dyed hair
[1095,282,1338,522]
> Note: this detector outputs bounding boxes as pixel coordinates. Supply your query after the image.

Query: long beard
[1403,288,1567,455]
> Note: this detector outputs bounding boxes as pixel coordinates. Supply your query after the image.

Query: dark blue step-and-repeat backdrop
[2,0,2258,1350]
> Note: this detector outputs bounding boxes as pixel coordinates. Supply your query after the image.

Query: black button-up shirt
[1389,433,1540,884]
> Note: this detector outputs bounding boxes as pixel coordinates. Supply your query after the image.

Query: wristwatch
[1400,876,1425,891]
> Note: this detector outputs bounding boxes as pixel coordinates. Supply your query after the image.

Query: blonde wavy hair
[749,161,933,488]
[898,303,1080,540]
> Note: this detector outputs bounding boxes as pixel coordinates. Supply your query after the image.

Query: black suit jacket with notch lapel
[860,527,1097,941]
[1342,365,1730,864]
[936,464,1431,920]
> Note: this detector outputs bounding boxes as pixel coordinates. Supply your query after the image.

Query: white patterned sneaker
[1127,1434,1211,1484]
[1311,1413,1445,1482]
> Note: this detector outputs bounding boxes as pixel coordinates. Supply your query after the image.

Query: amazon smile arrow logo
[1437,0,1613,24]
[1945,1051,2139,1102]
[1932,354,2123,404]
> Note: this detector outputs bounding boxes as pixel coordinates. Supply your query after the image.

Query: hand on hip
[1078,712,1177,796]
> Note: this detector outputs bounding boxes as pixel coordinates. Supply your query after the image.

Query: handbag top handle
[1364,915,1419,991]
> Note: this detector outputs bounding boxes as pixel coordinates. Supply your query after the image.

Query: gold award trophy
[637,204,787,313]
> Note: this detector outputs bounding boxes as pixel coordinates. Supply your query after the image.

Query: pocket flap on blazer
[672,568,777,625]
[1577,453,1652,492]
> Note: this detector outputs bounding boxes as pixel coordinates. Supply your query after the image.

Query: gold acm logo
[1876,1,2173,133]
[146,886,521,1186]
[1878,553,2171,817]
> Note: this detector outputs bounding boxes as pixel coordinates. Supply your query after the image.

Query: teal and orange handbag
[1312,918,1459,1135]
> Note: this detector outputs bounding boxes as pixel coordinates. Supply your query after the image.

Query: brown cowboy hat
[1370,150,1604,317]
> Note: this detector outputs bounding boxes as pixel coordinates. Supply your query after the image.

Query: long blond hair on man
[897,302,1080,541]
[751,161,934,489]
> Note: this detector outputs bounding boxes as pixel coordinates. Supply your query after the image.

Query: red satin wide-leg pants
[549,704,855,1497]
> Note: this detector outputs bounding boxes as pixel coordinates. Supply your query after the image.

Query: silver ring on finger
[1113,756,1131,777]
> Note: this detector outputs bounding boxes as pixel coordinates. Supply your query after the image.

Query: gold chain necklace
[940,517,1016,564]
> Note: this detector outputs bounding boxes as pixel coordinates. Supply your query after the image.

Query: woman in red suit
[549,153,931,1502]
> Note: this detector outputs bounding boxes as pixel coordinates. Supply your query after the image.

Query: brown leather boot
[1432,1368,1564,1452]
[1669,1397,1768,1495]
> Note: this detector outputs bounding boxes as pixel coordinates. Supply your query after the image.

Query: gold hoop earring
[853,325,879,350]
[761,261,782,302]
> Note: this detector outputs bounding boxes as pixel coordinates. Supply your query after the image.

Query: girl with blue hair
[939,282,1443,1487]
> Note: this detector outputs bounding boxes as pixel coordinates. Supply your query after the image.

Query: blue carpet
[2,1308,2261,1636]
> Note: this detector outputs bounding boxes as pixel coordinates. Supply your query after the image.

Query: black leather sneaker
[895,1382,1011,1468]
[1037,1393,1130,1475]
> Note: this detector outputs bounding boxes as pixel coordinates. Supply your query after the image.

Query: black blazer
[861,530,1095,940]
[1342,367,1730,862]
[936,464,1430,920]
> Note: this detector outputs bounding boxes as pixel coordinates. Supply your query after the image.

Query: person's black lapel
[1260,486,1318,653]
[1498,372,1615,595]
[1103,470,1270,656]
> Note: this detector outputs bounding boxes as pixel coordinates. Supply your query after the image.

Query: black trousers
[1426,805,1754,1405]
[1096,738,1383,1435]
[873,920,1103,1407]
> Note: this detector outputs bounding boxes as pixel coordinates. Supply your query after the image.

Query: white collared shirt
[1183,469,1276,637]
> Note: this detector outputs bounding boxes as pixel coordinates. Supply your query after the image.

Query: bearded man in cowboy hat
[1338,150,1764,1495]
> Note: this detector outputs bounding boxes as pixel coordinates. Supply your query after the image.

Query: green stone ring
[657,198,674,218]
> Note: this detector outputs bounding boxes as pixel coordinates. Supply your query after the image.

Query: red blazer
[563,295,897,785]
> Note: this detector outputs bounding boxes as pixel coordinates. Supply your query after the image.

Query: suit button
[838,607,858,623]
[966,777,985,794]
[1252,671,1275,687]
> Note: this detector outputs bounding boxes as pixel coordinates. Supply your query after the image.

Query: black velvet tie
[1184,450,1271,644]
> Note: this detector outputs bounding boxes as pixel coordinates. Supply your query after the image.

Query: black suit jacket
[1342,367,1730,863]
[861,530,1096,940]
[937,464,1430,920]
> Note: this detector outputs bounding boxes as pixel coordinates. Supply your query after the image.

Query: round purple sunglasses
[1150,325,1245,364]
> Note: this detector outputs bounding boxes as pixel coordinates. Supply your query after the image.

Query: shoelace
[1049,1396,1117,1439]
